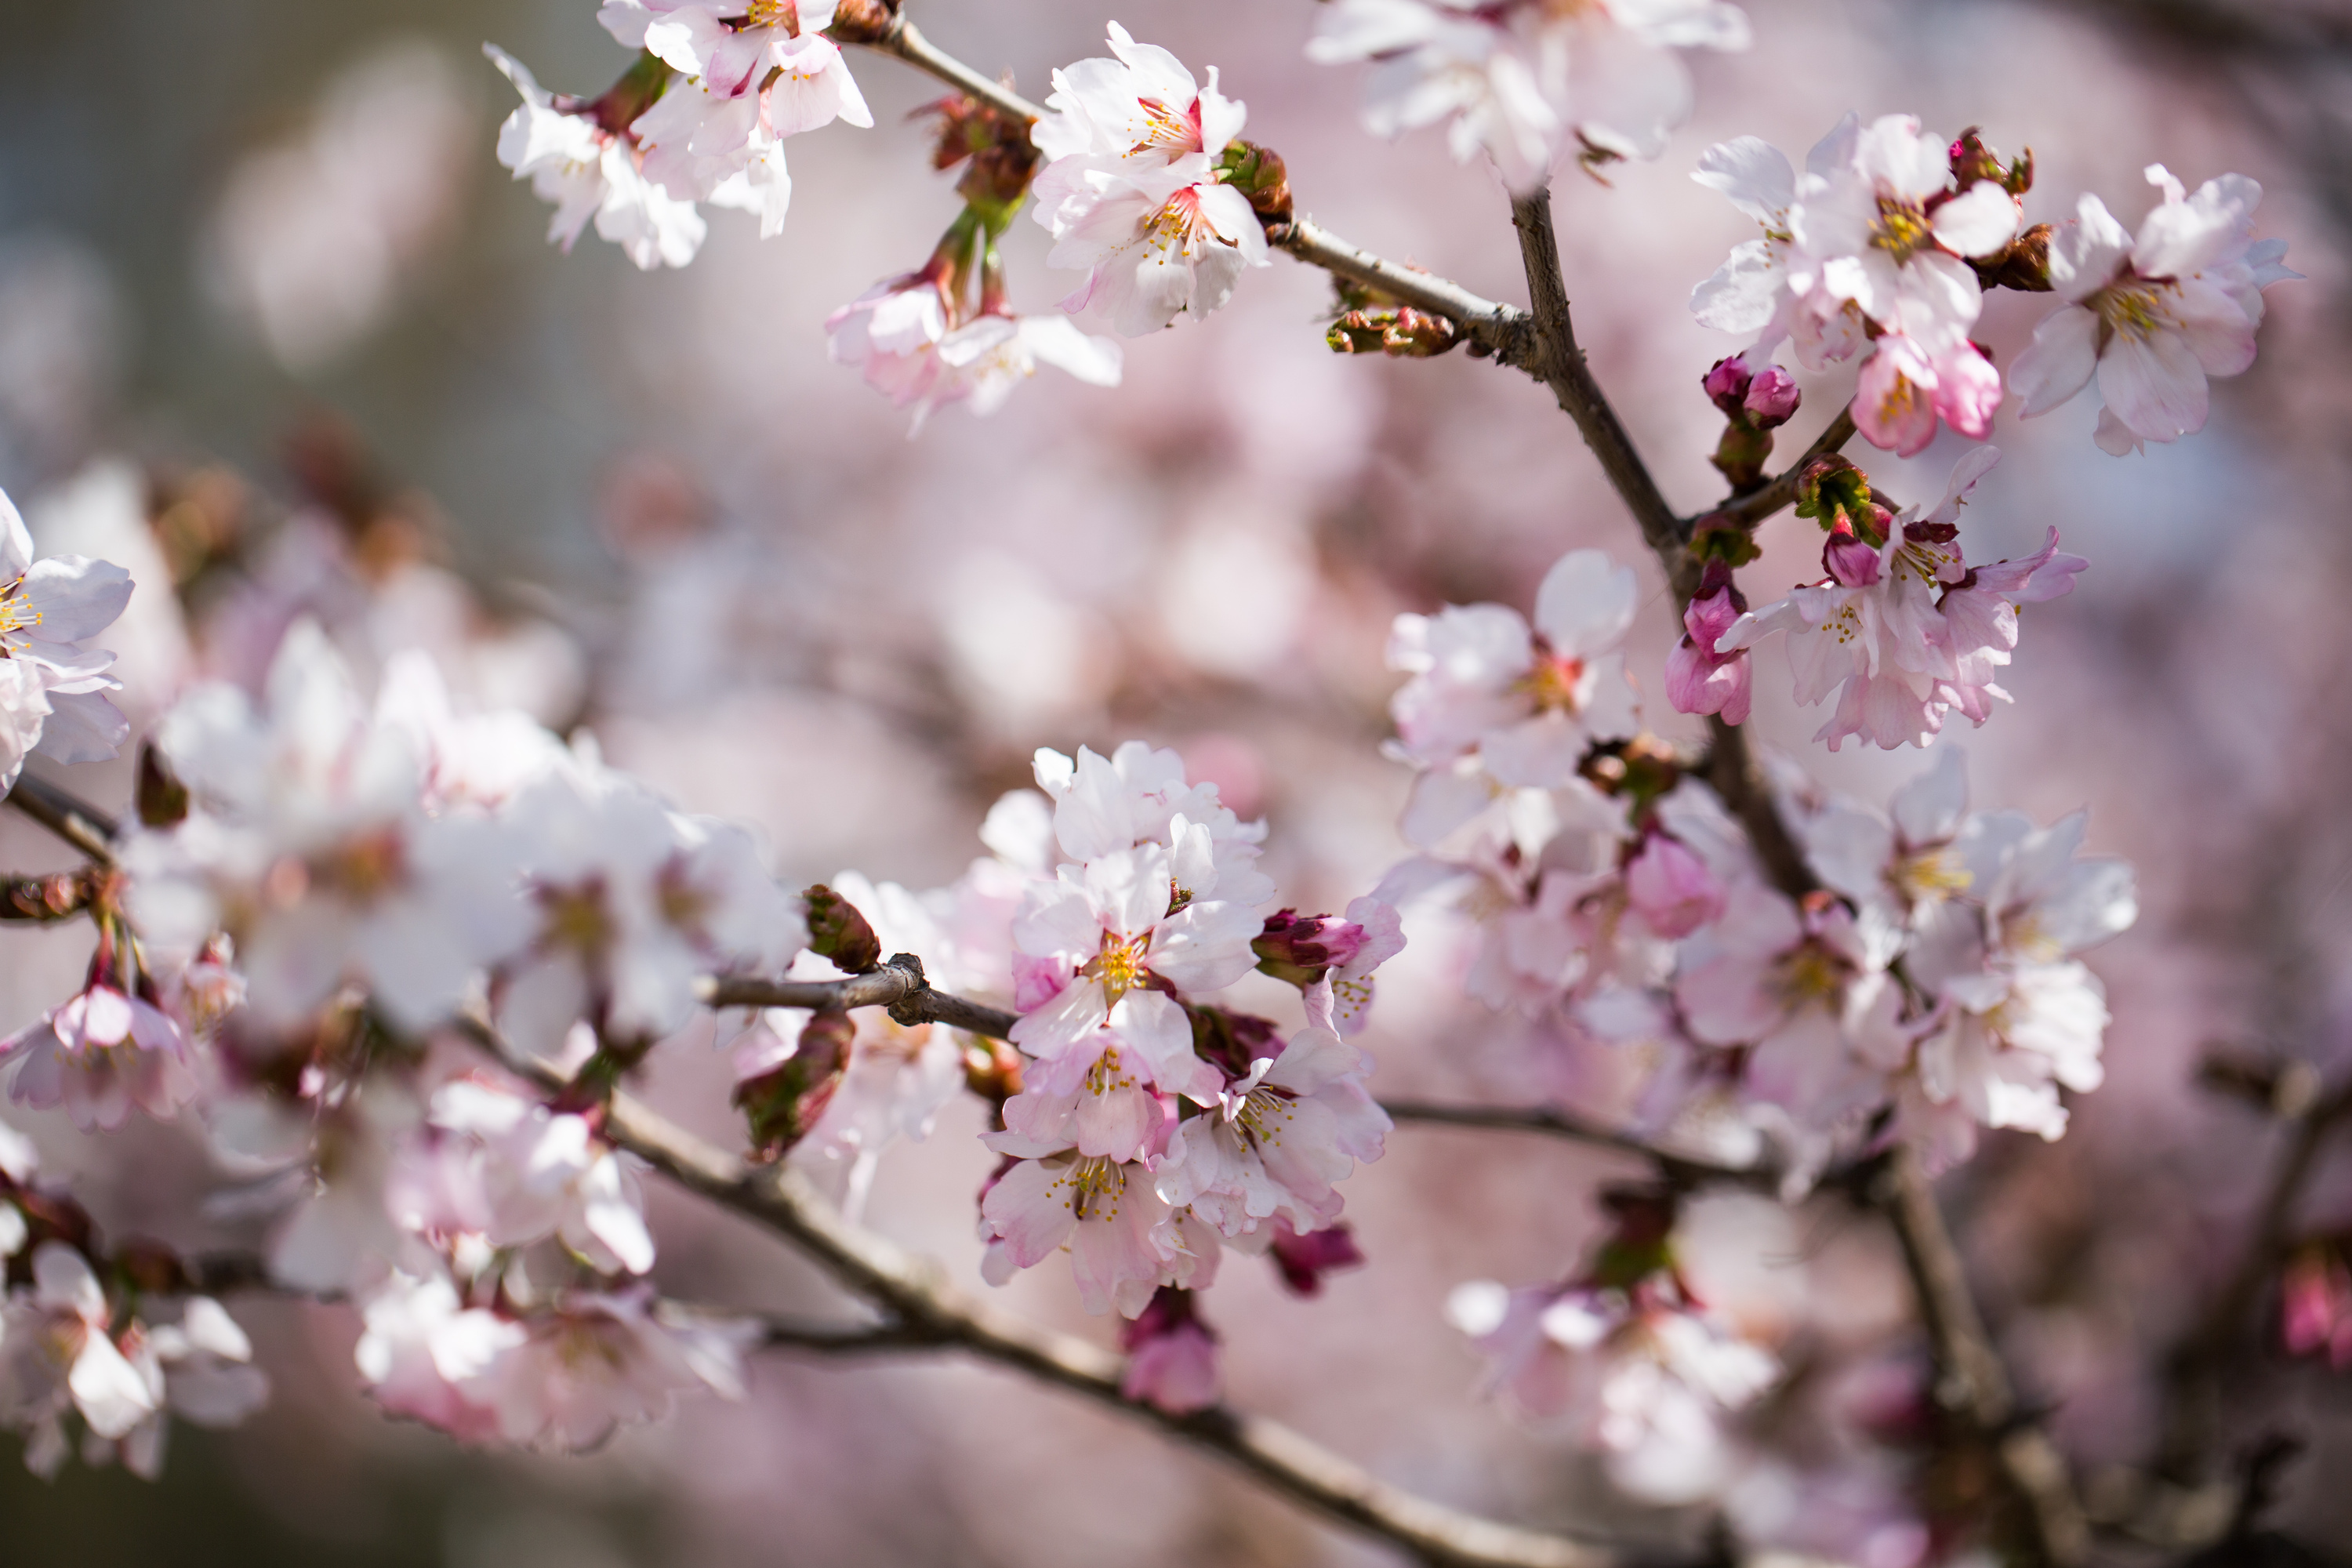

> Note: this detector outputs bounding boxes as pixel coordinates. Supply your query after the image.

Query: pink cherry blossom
[1119,1287,1221,1414]
[484,46,707,270]
[1665,578,1751,724]
[0,1244,163,1475]
[2010,165,2298,453]
[0,483,133,792]
[0,976,198,1132]
[1156,1024,1391,1240]
[1310,0,1751,191]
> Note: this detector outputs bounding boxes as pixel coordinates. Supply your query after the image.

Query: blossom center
[1771,938,1850,1005]
[1890,849,1971,905]
[1234,1083,1295,1145]
[1084,934,1151,1007]
[1519,652,1588,715]
[1051,1155,1128,1221]
[0,578,41,648]
[742,0,799,32]
[2090,275,2178,344]
[314,828,407,903]
[1870,198,1935,263]
[1128,97,1202,160]
[1084,1045,1139,1098]
[539,882,615,956]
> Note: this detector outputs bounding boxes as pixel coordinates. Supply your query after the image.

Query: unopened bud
[1254,909,1369,988]
[1268,1221,1366,1297]
[1216,140,1292,224]
[826,0,899,45]
[1794,456,1889,545]
[138,742,188,829]
[1976,223,2054,293]
[803,885,882,973]
[1950,128,2031,196]
[732,1009,854,1160]
[1704,356,1754,418]
[1744,365,1801,427]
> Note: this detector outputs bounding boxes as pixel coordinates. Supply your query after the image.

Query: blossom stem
[1685,408,1859,538]
[455,1014,1621,1568]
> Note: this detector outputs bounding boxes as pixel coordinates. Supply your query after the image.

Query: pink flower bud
[1743,365,1801,428]
[1823,528,1884,589]
[1625,836,1725,938]
[1665,586,1751,724]
[1119,1287,1220,1413]
[2281,1246,2352,1363]
[1268,1219,1367,1297]
[1704,356,1753,418]
[1254,909,1370,979]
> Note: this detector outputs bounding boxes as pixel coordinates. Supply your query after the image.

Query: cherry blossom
[113,1296,272,1479]
[1718,449,2085,750]
[2010,165,2299,455]
[388,1076,656,1276]
[1665,575,1752,724]
[0,968,198,1133]
[1156,1022,1390,1240]
[1309,0,1752,190]
[0,484,132,793]
[1386,548,1641,848]
[1029,24,1270,335]
[1032,741,1276,907]
[1446,1271,1779,1504]
[1120,1287,1221,1414]
[485,46,708,270]
[126,622,532,1036]
[493,740,804,1060]
[0,1243,161,1476]
[979,1130,1216,1317]
[465,1290,754,1451]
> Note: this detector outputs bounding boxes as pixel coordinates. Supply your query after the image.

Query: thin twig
[704,955,1020,1039]
[859,13,1046,125]
[1684,408,1857,539]
[458,1017,1614,1568]
[2154,1072,2352,1479]
[1379,1099,1773,1188]
[5,771,119,865]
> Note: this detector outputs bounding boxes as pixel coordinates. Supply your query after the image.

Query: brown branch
[1683,408,1857,539]
[458,1018,1613,1568]
[0,868,95,923]
[2154,1070,2352,1479]
[1876,1149,2091,1566]
[1507,188,1694,601]
[5,771,119,865]
[854,9,1542,365]
[704,955,1020,1039]
[1378,1099,1775,1189]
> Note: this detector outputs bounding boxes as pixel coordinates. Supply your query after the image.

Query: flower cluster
[1717,448,2086,751]
[1029,24,1271,336]
[978,742,1396,1318]
[1309,0,1752,189]
[487,0,874,270]
[1692,114,2023,455]
[1694,118,2292,457]
[1379,551,2133,1186]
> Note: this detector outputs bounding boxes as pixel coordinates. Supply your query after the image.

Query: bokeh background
[0,0,2349,1562]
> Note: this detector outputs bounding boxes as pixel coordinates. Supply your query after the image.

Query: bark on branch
[5,771,120,866]
[459,1018,1618,1568]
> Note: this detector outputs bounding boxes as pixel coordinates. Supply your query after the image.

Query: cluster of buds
[1327,280,1459,359]
[1704,356,1802,494]
[920,93,1039,234]
[1950,129,2053,294]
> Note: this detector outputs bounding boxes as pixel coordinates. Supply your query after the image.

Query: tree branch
[459,1018,1616,1568]
[2154,1069,2352,1479]
[1378,1099,1775,1189]
[1683,408,1857,539]
[704,955,1020,1039]
[1877,1149,2091,1566]
[5,771,120,865]
[1507,187,1693,600]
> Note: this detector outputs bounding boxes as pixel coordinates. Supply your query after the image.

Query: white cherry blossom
[2010,165,2298,455]
[1029,24,1269,335]
[1155,1024,1390,1240]
[485,45,708,270]
[0,484,133,792]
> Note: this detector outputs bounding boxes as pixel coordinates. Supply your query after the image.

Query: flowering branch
[704,955,1021,1038]
[459,1018,1618,1568]
[1686,408,1859,537]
